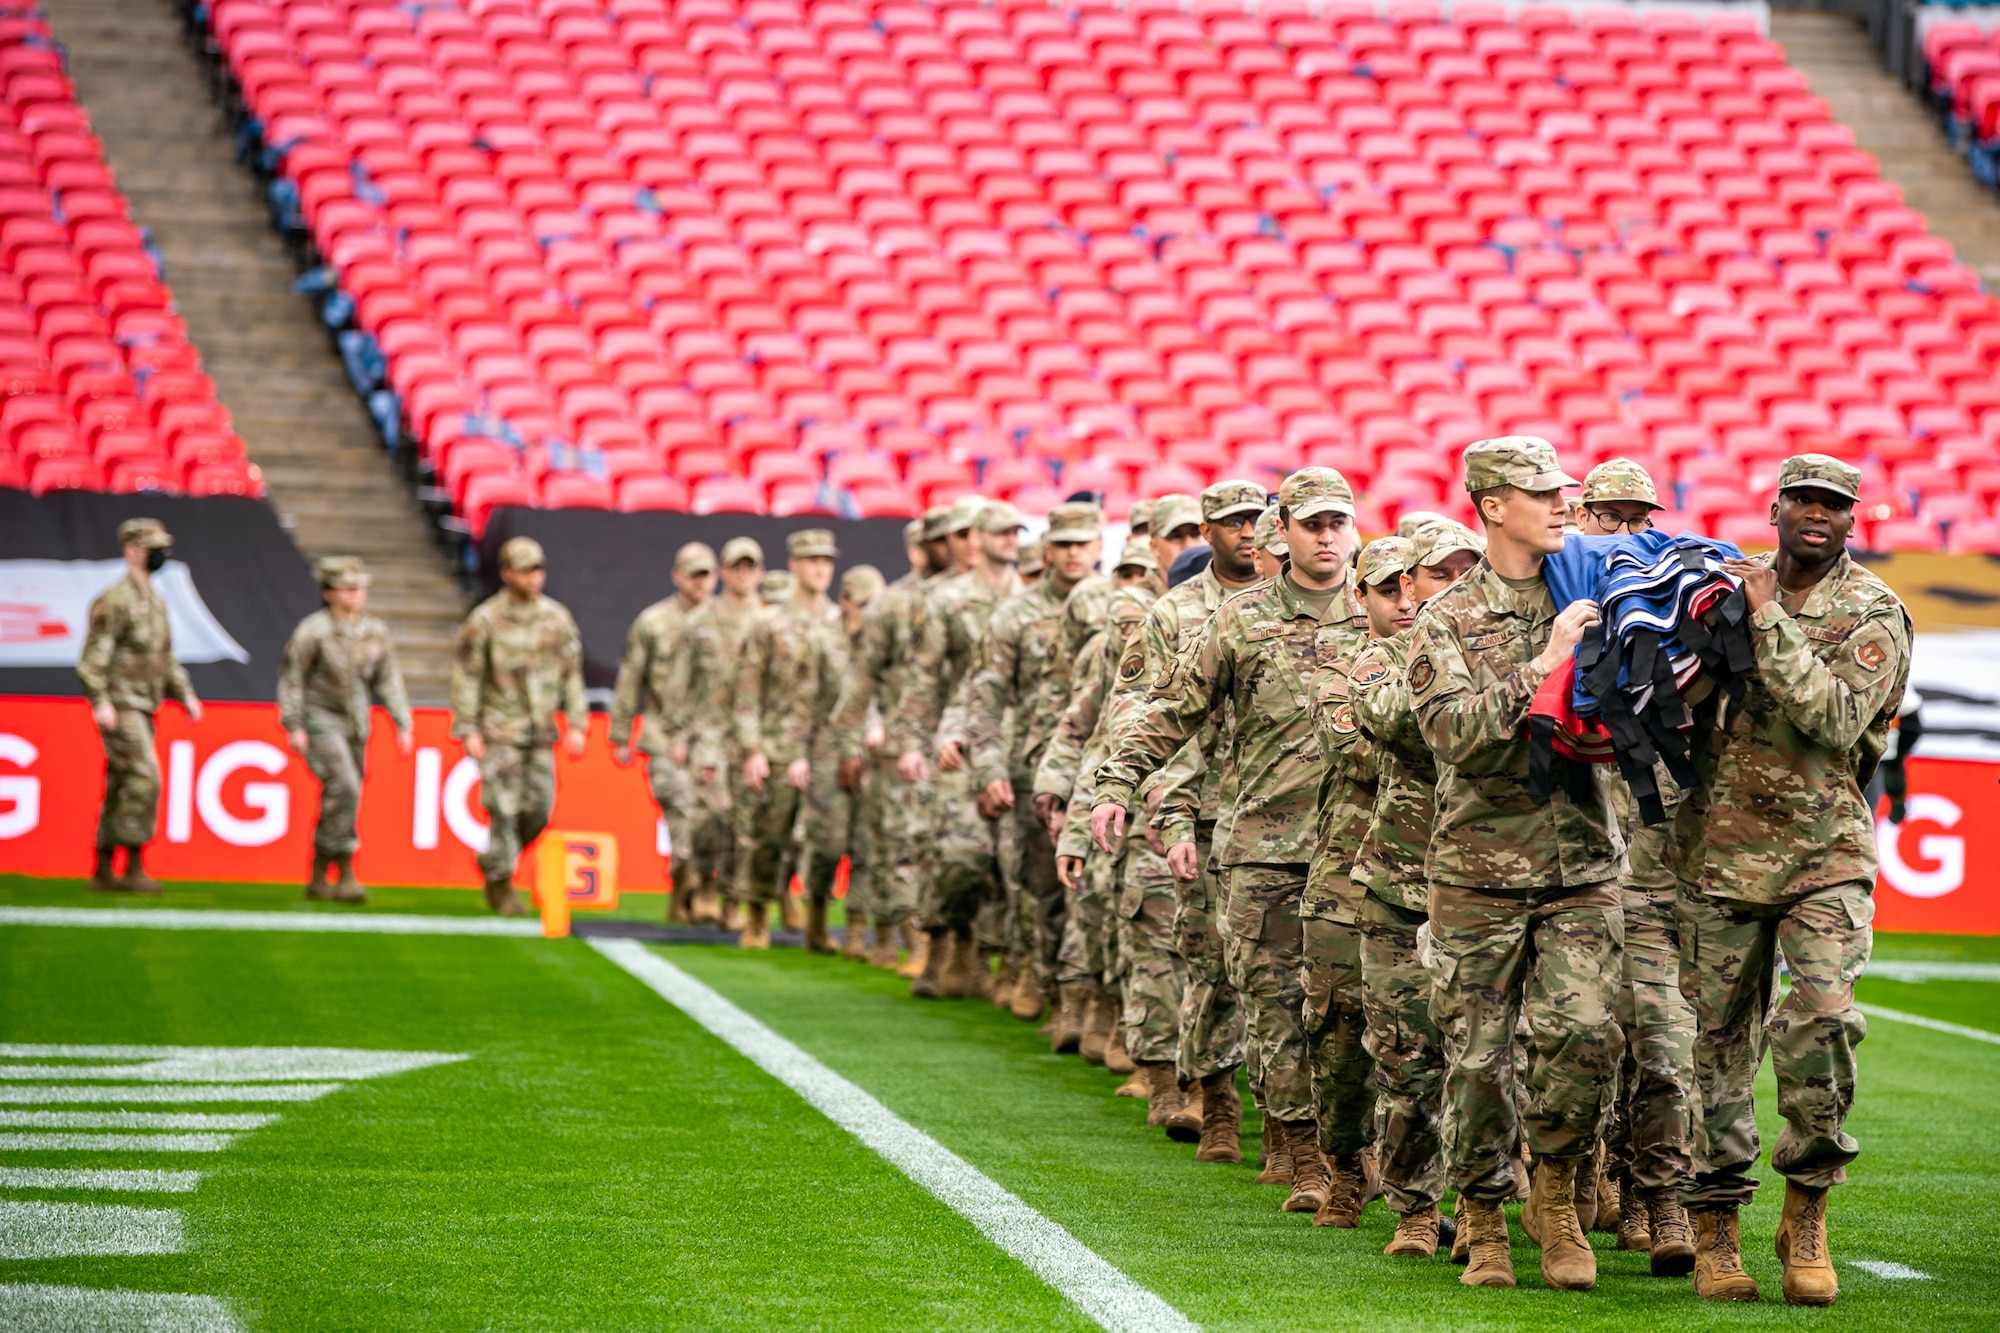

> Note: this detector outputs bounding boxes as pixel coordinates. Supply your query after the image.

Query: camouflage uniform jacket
[1036,580,1158,806]
[889,568,1021,756]
[684,595,766,773]
[607,593,704,756]
[1671,550,1911,904]
[1097,574,1370,869]
[827,569,932,760]
[1303,629,1381,915]
[966,574,1082,789]
[734,598,848,767]
[450,592,586,747]
[1107,567,1245,832]
[1410,561,1623,893]
[1348,630,1441,912]
[278,610,411,746]
[76,573,196,715]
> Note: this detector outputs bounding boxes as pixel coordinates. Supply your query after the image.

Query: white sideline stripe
[0,1112,277,1131]
[0,1046,467,1082]
[1859,1004,2000,1047]
[0,1168,201,1193]
[0,906,542,937]
[1865,960,2000,984]
[0,1083,341,1104]
[0,1200,183,1258]
[0,1283,242,1333]
[0,1133,236,1153]
[1850,1259,1933,1280]
[589,938,1198,1333]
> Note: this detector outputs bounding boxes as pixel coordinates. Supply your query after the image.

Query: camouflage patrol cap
[840,563,885,603]
[674,541,717,575]
[1151,493,1202,537]
[1565,496,1585,532]
[1201,478,1268,521]
[946,494,987,534]
[903,518,925,547]
[922,504,954,542]
[759,570,794,602]
[1410,519,1486,567]
[1581,458,1663,510]
[1253,506,1286,554]
[1278,466,1355,519]
[1462,436,1578,493]
[787,528,838,560]
[1395,510,1447,538]
[1045,500,1103,543]
[720,535,764,567]
[1113,536,1157,572]
[1355,536,1415,587]
[1127,499,1155,536]
[497,535,545,571]
[317,555,371,590]
[118,517,171,548]
[1017,538,1045,574]
[1777,453,1862,503]
[977,500,1025,534]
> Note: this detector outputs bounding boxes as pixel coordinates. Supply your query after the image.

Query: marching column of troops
[85,429,1908,1306]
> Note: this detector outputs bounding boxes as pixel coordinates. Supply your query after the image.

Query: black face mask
[145,547,170,573]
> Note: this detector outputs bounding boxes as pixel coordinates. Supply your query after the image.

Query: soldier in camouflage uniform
[1017,538,1044,586]
[1396,511,1448,538]
[279,555,413,904]
[686,537,769,931]
[1096,469,1369,1213]
[733,529,850,951]
[451,536,587,916]
[832,517,942,972]
[610,542,717,924]
[1575,459,1699,1271]
[759,570,795,604]
[1252,505,1287,580]
[1673,456,1911,1307]
[814,563,886,960]
[79,517,202,895]
[1347,523,1483,1256]
[1408,437,1625,1291]
[967,502,1104,1043]
[892,498,1024,998]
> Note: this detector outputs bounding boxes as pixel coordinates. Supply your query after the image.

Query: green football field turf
[1,875,1997,1331]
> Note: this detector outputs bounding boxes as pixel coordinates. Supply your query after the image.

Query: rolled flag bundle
[1532,530,1757,825]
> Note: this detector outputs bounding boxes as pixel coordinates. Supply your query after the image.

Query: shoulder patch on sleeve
[1117,643,1146,683]
[1408,654,1436,697]
[1853,634,1888,671]
[1352,661,1389,687]
[1330,702,1357,735]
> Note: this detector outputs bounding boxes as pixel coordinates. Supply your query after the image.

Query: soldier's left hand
[1032,791,1064,832]
[744,751,770,792]
[1723,558,1777,613]
[613,745,633,766]
[983,778,1014,811]
[287,728,309,755]
[936,740,964,772]
[787,758,811,789]
[396,729,414,759]
[564,728,586,758]
[1167,839,1200,882]
[185,699,203,724]
[863,721,885,751]
[838,756,864,793]
[1145,824,1167,857]
[1090,801,1125,854]
[1056,855,1083,891]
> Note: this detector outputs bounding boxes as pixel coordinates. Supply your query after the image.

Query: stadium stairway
[43,0,467,703]
[1774,9,2000,287]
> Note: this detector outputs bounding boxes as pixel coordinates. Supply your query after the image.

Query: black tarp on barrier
[0,489,319,700]
[481,506,914,687]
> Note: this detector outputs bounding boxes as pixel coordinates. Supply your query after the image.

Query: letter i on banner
[535,831,619,938]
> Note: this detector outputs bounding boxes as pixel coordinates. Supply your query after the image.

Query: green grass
[2,874,1997,1330]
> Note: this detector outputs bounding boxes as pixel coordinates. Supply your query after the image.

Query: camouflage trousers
[1056,833,1113,987]
[1358,891,1448,1213]
[686,755,737,903]
[95,708,160,849]
[476,742,554,886]
[1002,797,1064,975]
[804,749,888,923]
[1221,864,1313,1123]
[1174,827,1244,1085]
[874,768,930,926]
[1428,879,1625,1202]
[640,748,699,894]
[1607,885,1695,1195]
[1117,843,1183,1064]
[1678,880,1872,1209]
[303,710,367,857]
[920,766,1001,935]
[1303,890,1375,1155]
[736,776,835,907]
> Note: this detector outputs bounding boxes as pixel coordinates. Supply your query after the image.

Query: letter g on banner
[1878,794,1966,900]
[0,734,39,840]
[195,740,291,848]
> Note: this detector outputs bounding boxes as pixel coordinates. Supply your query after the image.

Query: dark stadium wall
[479,506,916,687]
[0,490,320,701]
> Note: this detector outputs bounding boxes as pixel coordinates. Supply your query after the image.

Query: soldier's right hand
[613,744,633,766]
[743,751,770,793]
[93,702,117,731]
[936,740,964,772]
[1537,599,1601,673]
[287,728,309,755]
[462,734,485,761]
[1167,839,1200,882]
[669,742,689,767]
[1090,801,1125,854]
[838,756,864,793]
[1032,791,1065,833]
[1057,854,1083,891]
[897,750,929,783]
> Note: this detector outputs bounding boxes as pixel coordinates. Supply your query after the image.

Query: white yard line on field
[1864,960,2000,983]
[0,1200,183,1259]
[0,1133,237,1153]
[0,1168,201,1193]
[0,1083,341,1104]
[589,938,1200,1333]
[0,906,542,936]
[0,1112,276,1131]
[1858,1004,2000,1047]
[0,1283,243,1333]
[1850,1260,1934,1279]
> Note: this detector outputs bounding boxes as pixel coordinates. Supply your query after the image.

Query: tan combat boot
[1253,1117,1294,1186]
[331,855,366,904]
[1385,1204,1442,1257]
[1617,1178,1654,1252]
[1592,1156,1620,1233]
[1459,1198,1516,1287]
[665,885,690,925]
[991,954,1019,1009]
[737,901,771,949]
[841,915,867,960]
[1139,1063,1184,1126]
[1775,1180,1838,1307]
[1164,1080,1203,1143]
[119,846,162,896]
[909,930,948,998]
[1194,1072,1241,1164]
[1645,1187,1694,1276]
[779,892,805,932]
[1049,982,1086,1053]
[1104,1023,1136,1076]
[88,847,121,894]
[969,950,999,1001]
[1692,1207,1762,1301]
[895,921,928,979]
[492,883,527,917]
[867,925,897,968]
[1523,1157,1596,1290]
[304,852,335,901]
[1286,1126,1332,1214]
[1510,1145,1532,1200]
[1010,970,1046,1022]
[804,898,835,954]
[1573,1144,1601,1234]
[1451,1195,1471,1264]
[720,898,744,932]
[690,885,722,926]
[1311,1151,1368,1226]
[938,932,973,998]
[1078,984,1112,1065]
